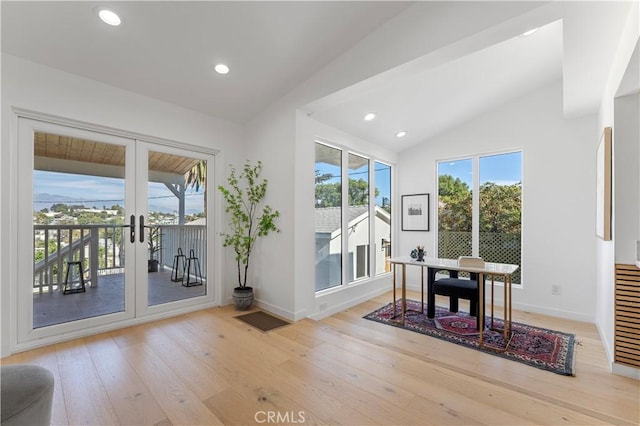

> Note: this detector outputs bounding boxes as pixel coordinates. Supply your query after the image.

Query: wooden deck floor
[33,270,206,328]
[4,290,638,425]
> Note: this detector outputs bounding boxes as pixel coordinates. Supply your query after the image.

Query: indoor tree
[218,160,280,309]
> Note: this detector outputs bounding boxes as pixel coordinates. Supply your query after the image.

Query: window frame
[314,139,393,294]
[436,149,523,286]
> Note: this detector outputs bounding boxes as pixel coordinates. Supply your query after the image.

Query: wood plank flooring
[2,291,639,425]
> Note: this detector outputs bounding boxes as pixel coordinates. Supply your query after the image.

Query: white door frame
[134,141,217,318]
[11,110,221,354]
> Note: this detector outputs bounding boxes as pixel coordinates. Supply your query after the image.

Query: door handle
[123,214,135,243]
[139,215,145,243]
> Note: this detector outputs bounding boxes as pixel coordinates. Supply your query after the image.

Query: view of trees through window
[438,152,522,283]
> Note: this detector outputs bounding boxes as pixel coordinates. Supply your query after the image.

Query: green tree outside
[438,175,521,234]
[315,171,379,208]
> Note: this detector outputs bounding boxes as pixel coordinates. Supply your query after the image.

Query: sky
[438,151,522,187]
[316,151,519,208]
[37,152,517,214]
[34,171,205,214]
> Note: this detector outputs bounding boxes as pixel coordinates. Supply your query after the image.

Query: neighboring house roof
[186,217,206,226]
[315,206,366,233]
[315,205,390,233]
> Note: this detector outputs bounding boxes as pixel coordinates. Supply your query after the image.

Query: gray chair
[1,364,54,426]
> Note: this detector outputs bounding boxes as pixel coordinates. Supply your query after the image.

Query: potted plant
[147,226,163,272]
[218,160,280,310]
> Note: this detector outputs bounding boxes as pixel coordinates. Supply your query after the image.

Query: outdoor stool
[171,248,186,283]
[184,249,203,287]
[63,261,86,295]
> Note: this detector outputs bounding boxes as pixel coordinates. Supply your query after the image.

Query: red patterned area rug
[364,299,576,376]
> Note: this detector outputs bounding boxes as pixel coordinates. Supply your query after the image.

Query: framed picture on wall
[596,127,613,241]
[402,193,430,231]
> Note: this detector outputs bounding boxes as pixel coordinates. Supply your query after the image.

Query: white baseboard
[404,283,594,323]
[309,285,389,320]
[612,362,640,380]
[509,302,593,323]
[595,319,615,366]
[253,298,298,321]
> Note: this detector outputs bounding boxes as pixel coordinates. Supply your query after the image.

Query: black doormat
[235,311,290,332]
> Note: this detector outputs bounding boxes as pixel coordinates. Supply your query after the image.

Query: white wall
[398,81,598,321]
[0,54,244,357]
[242,106,297,318]
[596,1,639,371]
[245,108,400,320]
[614,93,640,265]
[243,2,547,320]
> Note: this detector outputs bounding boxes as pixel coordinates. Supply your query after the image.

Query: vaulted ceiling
[2,1,636,152]
[308,19,563,150]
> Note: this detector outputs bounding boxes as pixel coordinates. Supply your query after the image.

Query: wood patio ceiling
[34,132,201,175]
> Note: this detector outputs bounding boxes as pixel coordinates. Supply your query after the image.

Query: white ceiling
[1,1,410,123]
[2,1,636,153]
[308,20,563,151]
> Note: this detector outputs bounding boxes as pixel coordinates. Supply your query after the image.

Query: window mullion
[341,149,349,287]
[472,156,480,256]
[369,162,376,277]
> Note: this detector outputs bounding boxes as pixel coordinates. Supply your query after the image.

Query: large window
[315,142,392,292]
[438,151,522,283]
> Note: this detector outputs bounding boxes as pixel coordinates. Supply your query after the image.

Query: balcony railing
[34,224,126,294]
[160,225,207,276]
[33,224,207,294]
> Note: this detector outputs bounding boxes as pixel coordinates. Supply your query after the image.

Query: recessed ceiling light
[522,28,538,36]
[98,8,122,26]
[214,64,230,75]
[396,131,407,138]
[363,113,376,121]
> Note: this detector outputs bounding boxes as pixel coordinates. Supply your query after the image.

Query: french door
[16,117,214,347]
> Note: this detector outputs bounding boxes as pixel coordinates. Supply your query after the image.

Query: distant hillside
[34,193,83,211]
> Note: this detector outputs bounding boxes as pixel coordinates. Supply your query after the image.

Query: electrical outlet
[551,284,561,296]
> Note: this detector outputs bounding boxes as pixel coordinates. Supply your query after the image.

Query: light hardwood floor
[2,291,639,425]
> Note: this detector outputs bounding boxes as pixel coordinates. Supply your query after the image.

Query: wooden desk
[389,256,519,348]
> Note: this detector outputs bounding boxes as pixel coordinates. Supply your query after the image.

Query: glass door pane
[479,152,522,283]
[438,159,473,260]
[22,123,136,336]
[145,149,207,306]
